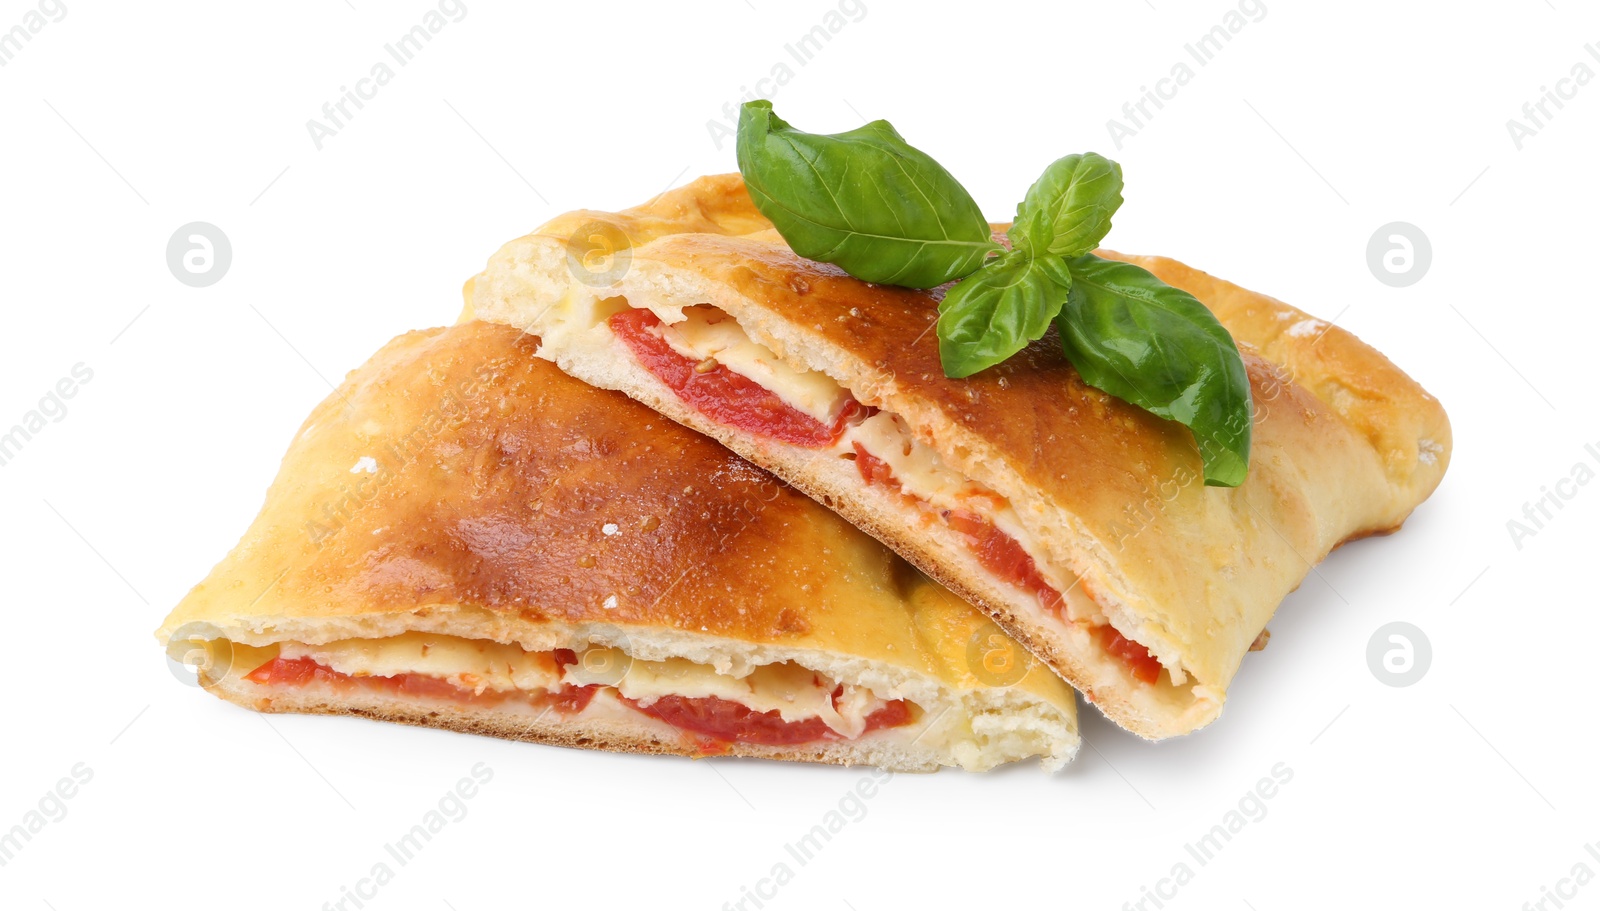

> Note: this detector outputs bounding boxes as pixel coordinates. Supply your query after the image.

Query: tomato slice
[246,655,340,687]
[941,507,1064,613]
[852,446,1168,686]
[609,308,864,447]
[549,684,601,714]
[1095,626,1164,684]
[853,444,1061,609]
[623,693,913,747]
[852,441,898,489]
[858,697,912,731]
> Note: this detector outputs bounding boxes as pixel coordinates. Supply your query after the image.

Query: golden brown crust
[160,322,1018,666]
[159,320,1077,769]
[469,174,1452,739]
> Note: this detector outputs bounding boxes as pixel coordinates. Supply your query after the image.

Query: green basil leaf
[1057,255,1252,487]
[1010,153,1124,259]
[938,250,1073,379]
[736,100,1000,289]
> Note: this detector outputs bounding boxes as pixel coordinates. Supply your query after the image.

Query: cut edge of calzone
[157,320,1078,772]
[468,174,1452,740]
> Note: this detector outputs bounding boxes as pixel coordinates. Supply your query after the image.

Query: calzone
[157,319,1078,771]
[468,174,1452,739]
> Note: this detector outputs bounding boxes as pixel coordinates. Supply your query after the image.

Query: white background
[1,1,1595,908]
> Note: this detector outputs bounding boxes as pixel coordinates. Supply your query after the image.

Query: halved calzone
[468,174,1451,739]
[157,320,1078,771]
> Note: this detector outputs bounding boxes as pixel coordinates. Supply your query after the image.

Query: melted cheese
[845,412,988,511]
[282,633,562,696]
[658,307,851,424]
[541,291,632,360]
[574,651,879,738]
[841,415,1088,603]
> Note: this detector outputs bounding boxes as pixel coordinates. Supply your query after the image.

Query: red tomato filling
[853,445,1062,612]
[1095,627,1164,684]
[851,441,899,489]
[941,508,1065,614]
[623,690,912,747]
[243,655,914,747]
[852,445,1165,685]
[608,308,867,447]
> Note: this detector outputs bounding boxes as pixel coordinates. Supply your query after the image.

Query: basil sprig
[734,102,1253,487]
[939,152,1124,378]
[736,101,1000,288]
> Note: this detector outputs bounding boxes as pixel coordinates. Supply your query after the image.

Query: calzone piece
[469,175,1452,740]
[157,320,1078,772]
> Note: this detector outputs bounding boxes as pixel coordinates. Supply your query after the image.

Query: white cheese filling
[575,651,883,738]
[842,412,1051,574]
[281,633,560,694]
[655,306,853,424]
[275,634,893,739]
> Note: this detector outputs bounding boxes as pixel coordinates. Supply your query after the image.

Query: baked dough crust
[158,321,1078,771]
[468,174,1451,739]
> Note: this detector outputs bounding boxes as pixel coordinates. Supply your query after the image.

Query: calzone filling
[231,632,917,751]
[595,303,1185,690]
